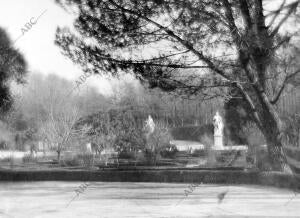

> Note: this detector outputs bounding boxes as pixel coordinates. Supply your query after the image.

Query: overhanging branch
[270,1,299,37]
[271,68,300,104]
[107,0,233,82]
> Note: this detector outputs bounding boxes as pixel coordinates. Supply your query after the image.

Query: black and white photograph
[0,0,299,217]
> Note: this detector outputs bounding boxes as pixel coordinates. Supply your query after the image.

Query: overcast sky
[0,0,297,96]
[0,0,114,95]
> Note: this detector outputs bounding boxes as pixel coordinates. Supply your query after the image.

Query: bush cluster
[22,154,37,163]
[160,144,178,158]
[60,153,94,168]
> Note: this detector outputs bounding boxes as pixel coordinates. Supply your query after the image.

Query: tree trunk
[259,105,287,171]
[238,79,288,171]
[264,130,286,171]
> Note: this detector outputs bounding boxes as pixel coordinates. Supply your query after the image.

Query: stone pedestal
[214,135,224,150]
[85,143,92,153]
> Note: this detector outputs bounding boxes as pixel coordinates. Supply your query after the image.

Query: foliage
[199,134,214,148]
[113,109,146,153]
[0,27,27,116]
[39,102,83,161]
[78,108,146,158]
[215,150,241,165]
[191,149,206,157]
[160,144,178,158]
[7,73,110,154]
[77,153,94,168]
[145,121,172,165]
[224,99,250,145]
[0,121,14,150]
[199,133,215,165]
[118,151,136,159]
[0,141,8,150]
[242,123,266,147]
[283,114,300,147]
[55,0,300,170]
[22,153,37,163]
[256,146,273,171]
[12,73,109,126]
[60,153,95,168]
[170,124,214,141]
[60,157,82,167]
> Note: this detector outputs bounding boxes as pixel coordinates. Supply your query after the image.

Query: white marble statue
[213,111,224,149]
[213,111,224,136]
[85,142,92,153]
[145,115,155,134]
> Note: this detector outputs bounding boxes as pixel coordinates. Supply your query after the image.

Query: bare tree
[15,74,87,161]
[40,105,80,162]
[146,121,172,165]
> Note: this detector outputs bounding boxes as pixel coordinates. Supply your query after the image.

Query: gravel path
[0,182,299,217]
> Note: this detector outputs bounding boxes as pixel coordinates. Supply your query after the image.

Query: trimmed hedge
[170,124,214,141]
[0,169,299,191]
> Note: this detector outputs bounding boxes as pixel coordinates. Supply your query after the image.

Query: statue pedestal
[214,134,224,150]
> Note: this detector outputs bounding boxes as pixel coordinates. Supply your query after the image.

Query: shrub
[170,124,214,141]
[0,140,8,150]
[200,134,214,147]
[135,151,145,162]
[283,114,300,147]
[199,134,215,166]
[215,154,226,163]
[191,149,207,157]
[77,153,94,168]
[22,154,37,163]
[145,121,172,165]
[256,146,272,171]
[60,157,83,167]
[215,150,240,164]
[246,155,255,165]
[160,144,178,158]
[118,151,136,159]
[243,123,265,147]
[144,148,160,165]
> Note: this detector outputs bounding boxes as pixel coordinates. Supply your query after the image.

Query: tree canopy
[0,27,27,116]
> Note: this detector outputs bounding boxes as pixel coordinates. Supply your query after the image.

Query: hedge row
[0,169,299,191]
[170,124,214,141]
